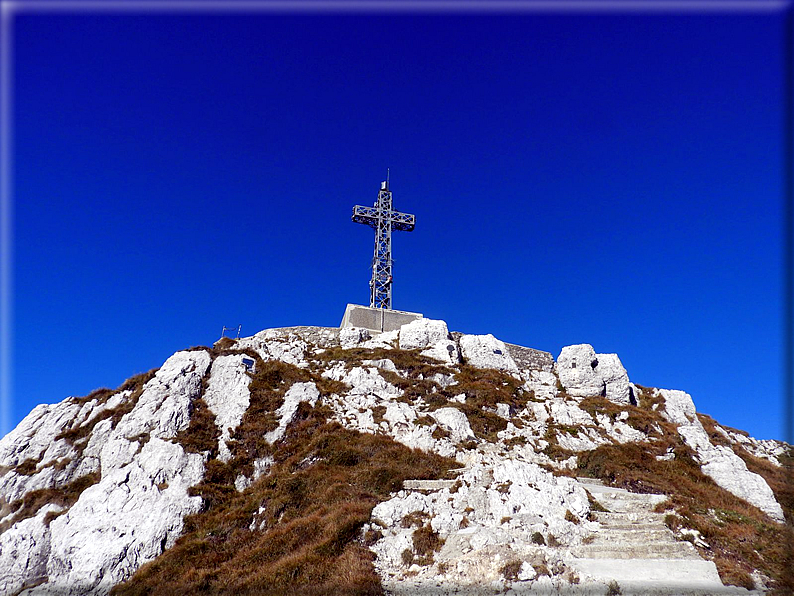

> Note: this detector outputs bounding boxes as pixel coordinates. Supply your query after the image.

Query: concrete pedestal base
[340,303,422,333]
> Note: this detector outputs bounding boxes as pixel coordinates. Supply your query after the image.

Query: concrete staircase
[566,477,757,595]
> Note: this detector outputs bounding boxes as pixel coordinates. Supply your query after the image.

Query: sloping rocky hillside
[0,319,791,595]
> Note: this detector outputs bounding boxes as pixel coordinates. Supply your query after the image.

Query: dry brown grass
[71,386,115,405]
[697,413,794,592]
[315,346,453,378]
[113,403,459,596]
[579,395,670,438]
[1,368,159,532]
[426,365,529,441]
[0,472,100,532]
[14,458,40,476]
[175,397,221,457]
[214,337,237,350]
[576,436,794,592]
[500,559,522,581]
[56,369,158,451]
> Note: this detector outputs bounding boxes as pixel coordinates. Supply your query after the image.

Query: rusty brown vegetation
[0,472,100,532]
[575,412,794,593]
[19,341,793,594]
[56,369,158,450]
[3,369,160,532]
[432,365,530,441]
[113,400,459,596]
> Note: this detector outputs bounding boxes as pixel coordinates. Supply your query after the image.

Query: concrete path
[566,477,758,595]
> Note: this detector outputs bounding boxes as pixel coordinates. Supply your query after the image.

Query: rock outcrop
[557,344,632,404]
[0,318,787,595]
[0,350,210,595]
[659,389,785,523]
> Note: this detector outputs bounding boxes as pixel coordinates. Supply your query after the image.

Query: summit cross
[351,178,416,310]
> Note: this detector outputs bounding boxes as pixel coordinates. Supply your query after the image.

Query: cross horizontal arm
[352,205,416,231]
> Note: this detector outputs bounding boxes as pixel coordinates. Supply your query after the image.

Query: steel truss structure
[351,179,415,309]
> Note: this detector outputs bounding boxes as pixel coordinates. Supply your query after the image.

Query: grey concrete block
[340,303,423,333]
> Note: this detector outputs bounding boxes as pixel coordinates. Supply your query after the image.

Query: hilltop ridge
[0,318,791,595]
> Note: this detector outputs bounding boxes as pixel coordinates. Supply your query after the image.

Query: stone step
[586,528,675,544]
[593,511,666,525]
[565,558,753,595]
[571,541,701,560]
[597,523,669,533]
[575,476,605,486]
[403,479,457,491]
[592,500,663,514]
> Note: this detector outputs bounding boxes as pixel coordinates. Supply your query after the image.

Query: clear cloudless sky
[7,4,790,441]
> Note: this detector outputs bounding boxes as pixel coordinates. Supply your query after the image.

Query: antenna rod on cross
[351,178,416,310]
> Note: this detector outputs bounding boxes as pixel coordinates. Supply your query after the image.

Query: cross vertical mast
[352,177,416,310]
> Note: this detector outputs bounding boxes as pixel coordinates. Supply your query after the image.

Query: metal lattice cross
[352,179,415,309]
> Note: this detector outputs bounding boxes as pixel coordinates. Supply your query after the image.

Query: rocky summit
[0,319,791,595]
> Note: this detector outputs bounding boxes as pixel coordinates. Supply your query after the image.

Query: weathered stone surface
[370,460,592,591]
[399,318,450,350]
[324,364,401,400]
[264,382,319,444]
[458,334,518,372]
[339,326,371,348]
[0,350,211,595]
[716,425,788,467]
[115,350,211,440]
[46,438,205,594]
[504,342,555,373]
[556,344,631,404]
[0,504,60,594]
[430,408,475,443]
[0,320,788,595]
[421,340,460,365]
[203,354,251,462]
[361,329,400,350]
[236,328,308,366]
[659,389,785,523]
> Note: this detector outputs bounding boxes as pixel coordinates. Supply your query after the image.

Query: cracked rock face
[203,354,251,462]
[458,334,518,372]
[369,459,592,594]
[0,319,789,595]
[0,350,210,595]
[556,344,632,404]
[659,389,785,523]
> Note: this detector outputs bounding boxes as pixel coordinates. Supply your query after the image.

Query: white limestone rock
[370,460,593,590]
[324,365,401,401]
[523,370,558,400]
[235,456,273,492]
[360,330,399,349]
[45,438,205,595]
[420,340,461,365]
[115,350,211,440]
[430,408,475,443]
[716,425,788,467]
[203,354,251,462]
[399,318,450,350]
[236,329,308,367]
[339,326,371,348]
[363,358,398,373]
[659,389,785,523]
[0,504,61,595]
[264,382,320,444]
[459,334,518,373]
[0,402,85,504]
[556,344,631,404]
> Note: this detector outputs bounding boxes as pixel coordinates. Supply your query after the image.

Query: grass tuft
[113,403,458,596]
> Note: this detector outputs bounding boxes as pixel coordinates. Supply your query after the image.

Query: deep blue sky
[6,5,789,441]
